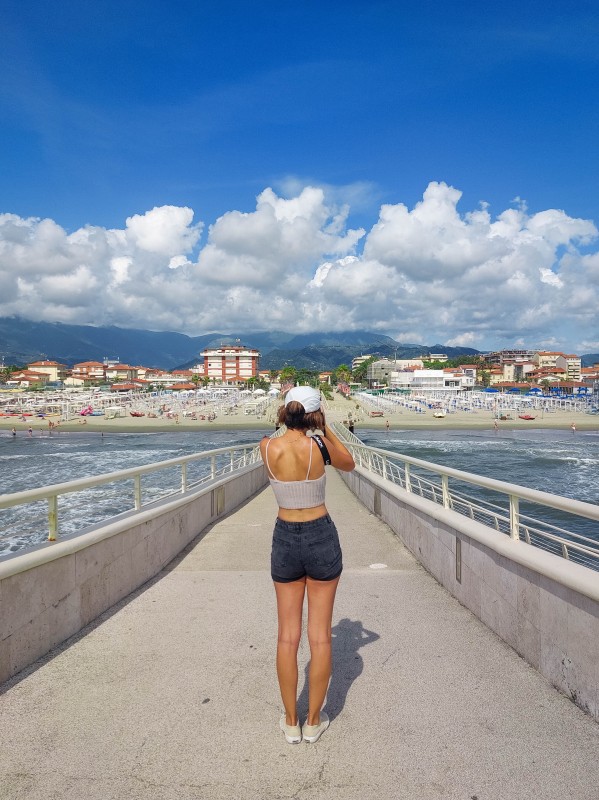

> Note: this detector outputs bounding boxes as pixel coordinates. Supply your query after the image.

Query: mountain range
[0,317,596,372]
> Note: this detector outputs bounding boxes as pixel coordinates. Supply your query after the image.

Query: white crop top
[264,437,327,509]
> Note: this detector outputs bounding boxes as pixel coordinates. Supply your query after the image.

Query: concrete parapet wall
[0,464,267,684]
[340,467,599,722]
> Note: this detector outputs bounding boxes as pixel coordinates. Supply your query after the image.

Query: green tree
[279,366,297,385]
[332,363,351,384]
[479,369,491,388]
[319,383,332,400]
[351,356,377,384]
[296,369,320,387]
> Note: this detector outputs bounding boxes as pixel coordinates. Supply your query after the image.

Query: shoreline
[2,409,597,435]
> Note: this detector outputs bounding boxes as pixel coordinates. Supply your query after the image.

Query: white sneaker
[279,714,302,744]
[302,711,329,743]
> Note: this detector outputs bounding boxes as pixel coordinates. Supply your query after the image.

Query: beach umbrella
[484,388,499,393]
[253,388,266,395]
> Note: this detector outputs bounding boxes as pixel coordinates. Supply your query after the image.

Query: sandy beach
[1,392,597,434]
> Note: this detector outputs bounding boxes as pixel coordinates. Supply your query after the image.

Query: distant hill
[582,353,599,367]
[5,316,594,374]
[257,343,479,371]
[0,317,220,369]
[0,317,483,371]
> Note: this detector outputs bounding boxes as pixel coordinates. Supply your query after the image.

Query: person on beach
[385,419,390,432]
[260,386,355,745]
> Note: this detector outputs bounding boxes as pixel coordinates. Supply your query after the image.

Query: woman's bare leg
[273,578,306,725]
[306,575,340,726]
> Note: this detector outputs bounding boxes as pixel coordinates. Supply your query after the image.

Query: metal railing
[3,424,599,572]
[0,443,263,547]
[332,424,599,571]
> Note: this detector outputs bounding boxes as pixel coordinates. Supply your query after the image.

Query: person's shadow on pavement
[297,617,380,722]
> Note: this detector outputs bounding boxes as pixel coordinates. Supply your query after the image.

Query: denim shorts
[271,514,343,583]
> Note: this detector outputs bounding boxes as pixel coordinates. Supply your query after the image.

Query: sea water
[1,426,598,556]
[0,428,268,556]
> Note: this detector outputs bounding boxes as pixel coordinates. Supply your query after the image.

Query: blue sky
[1,0,598,353]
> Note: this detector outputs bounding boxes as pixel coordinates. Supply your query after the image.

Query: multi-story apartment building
[556,354,582,381]
[26,360,68,382]
[533,351,563,369]
[483,349,536,366]
[199,345,260,385]
[105,364,139,382]
[71,361,107,382]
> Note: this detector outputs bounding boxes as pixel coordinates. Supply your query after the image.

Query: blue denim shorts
[271,514,343,583]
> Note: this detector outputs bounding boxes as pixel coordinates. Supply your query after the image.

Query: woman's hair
[277,401,325,432]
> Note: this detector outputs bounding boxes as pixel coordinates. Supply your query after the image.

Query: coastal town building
[388,369,475,392]
[367,358,425,387]
[556,354,582,381]
[26,360,68,382]
[483,349,536,366]
[198,345,260,385]
[351,354,375,371]
[7,370,51,388]
[71,361,107,382]
[105,364,139,382]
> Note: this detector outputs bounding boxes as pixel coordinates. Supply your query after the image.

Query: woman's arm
[322,423,355,472]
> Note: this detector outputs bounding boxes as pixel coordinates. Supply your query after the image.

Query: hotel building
[199,345,260,385]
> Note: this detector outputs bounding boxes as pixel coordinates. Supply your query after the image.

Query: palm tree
[334,364,351,385]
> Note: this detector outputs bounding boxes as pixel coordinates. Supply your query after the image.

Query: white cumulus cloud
[0,182,597,352]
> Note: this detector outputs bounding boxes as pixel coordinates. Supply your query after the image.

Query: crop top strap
[264,438,275,478]
[265,435,315,481]
[306,437,313,479]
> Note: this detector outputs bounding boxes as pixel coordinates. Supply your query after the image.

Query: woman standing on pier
[260,386,355,744]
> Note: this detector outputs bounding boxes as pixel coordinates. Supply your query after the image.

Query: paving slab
[1,471,598,800]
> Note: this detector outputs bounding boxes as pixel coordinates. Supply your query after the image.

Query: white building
[408,369,474,392]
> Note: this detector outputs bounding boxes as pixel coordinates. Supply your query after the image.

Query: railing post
[442,474,450,508]
[48,495,58,541]
[134,475,142,510]
[230,450,235,471]
[405,463,412,493]
[382,455,388,482]
[181,462,187,493]
[211,456,216,480]
[509,494,520,540]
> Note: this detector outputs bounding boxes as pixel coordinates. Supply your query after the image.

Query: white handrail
[0,443,262,545]
[331,423,599,570]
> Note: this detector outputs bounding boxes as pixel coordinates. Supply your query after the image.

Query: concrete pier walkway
[2,471,598,800]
